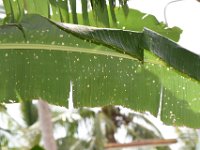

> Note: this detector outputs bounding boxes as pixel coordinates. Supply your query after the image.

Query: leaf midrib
[0,43,167,66]
[0,43,138,60]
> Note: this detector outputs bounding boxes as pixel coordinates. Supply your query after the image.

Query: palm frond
[2,0,129,27]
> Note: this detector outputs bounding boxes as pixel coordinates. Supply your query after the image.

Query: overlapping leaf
[56,23,143,60]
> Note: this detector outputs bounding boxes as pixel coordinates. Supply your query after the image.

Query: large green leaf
[0,14,200,128]
[0,14,138,105]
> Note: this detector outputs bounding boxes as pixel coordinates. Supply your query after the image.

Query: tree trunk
[37,100,57,150]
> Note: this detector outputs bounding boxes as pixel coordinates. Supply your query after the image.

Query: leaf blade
[0,14,200,128]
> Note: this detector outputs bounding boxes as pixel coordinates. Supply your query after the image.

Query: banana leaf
[0,14,200,128]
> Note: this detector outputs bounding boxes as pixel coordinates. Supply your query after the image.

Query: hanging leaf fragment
[119,0,129,17]
[108,0,117,27]
[90,0,110,27]
[81,0,89,25]
[69,0,78,24]
[57,0,70,23]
